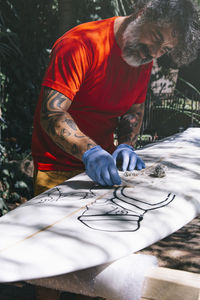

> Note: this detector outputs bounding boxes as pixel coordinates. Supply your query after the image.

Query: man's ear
[129,9,143,23]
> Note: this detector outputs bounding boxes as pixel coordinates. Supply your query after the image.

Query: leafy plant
[0,147,33,215]
[0,0,59,150]
[0,197,9,216]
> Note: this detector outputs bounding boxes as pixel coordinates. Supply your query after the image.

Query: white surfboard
[0,128,200,283]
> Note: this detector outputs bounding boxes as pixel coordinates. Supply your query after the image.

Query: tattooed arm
[116,103,145,147]
[40,87,97,160]
[112,103,145,171]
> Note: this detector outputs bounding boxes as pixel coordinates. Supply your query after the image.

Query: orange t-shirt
[32,17,153,171]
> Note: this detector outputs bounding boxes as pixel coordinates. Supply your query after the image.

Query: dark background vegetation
[0,0,199,214]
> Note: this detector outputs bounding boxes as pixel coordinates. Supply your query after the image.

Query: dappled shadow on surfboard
[59,180,115,193]
[0,224,114,280]
[142,128,200,150]
[0,128,200,282]
[143,154,200,180]
[60,180,95,190]
[1,168,199,236]
[29,183,179,234]
[0,180,184,260]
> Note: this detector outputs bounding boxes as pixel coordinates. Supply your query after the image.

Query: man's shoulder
[70,17,117,34]
[56,17,117,46]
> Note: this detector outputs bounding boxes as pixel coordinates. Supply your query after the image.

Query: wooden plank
[141,267,200,300]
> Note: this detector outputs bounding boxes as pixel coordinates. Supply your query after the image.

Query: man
[32,0,199,299]
[32,0,199,196]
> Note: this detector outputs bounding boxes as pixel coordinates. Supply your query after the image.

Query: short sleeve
[42,38,90,100]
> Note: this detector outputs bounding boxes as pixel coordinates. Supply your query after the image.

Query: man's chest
[73,57,149,116]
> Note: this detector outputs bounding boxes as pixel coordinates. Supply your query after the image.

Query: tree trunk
[58,0,77,35]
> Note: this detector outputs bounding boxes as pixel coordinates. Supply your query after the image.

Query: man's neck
[114,15,135,49]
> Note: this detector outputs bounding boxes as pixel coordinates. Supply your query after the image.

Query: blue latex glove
[112,144,145,171]
[82,145,121,186]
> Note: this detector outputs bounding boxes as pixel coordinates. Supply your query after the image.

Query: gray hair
[132,0,200,66]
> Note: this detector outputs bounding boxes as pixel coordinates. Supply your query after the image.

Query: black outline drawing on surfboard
[78,186,176,232]
[28,184,176,233]
[29,186,96,205]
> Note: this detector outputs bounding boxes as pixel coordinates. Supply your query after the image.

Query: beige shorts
[33,169,83,196]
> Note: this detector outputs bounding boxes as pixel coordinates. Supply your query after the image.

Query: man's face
[122,17,177,67]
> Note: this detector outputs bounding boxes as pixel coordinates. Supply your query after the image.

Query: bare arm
[116,103,145,147]
[40,87,97,160]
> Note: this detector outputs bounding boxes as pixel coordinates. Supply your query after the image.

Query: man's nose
[149,44,162,59]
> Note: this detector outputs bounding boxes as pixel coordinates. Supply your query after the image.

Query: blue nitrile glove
[112,144,145,171]
[82,145,121,186]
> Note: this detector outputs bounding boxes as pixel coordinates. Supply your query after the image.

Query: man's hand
[82,146,121,186]
[112,144,145,171]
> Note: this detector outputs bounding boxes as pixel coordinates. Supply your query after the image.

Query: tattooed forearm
[40,87,96,159]
[60,128,71,139]
[62,118,78,130]
[71,144,79,155]
[116,103,144,146]
[75,133,87,138]
[41,89,66,119]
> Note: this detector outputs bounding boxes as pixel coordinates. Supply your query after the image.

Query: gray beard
[121,19,153,67]
[122,43,153,67]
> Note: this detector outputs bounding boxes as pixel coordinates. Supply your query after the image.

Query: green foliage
[0,137,33,216]
[82,0,133,20]
[0,151,33,214]
[0,0,59,150]
[60,0,133,26]
[0,197,9,216]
